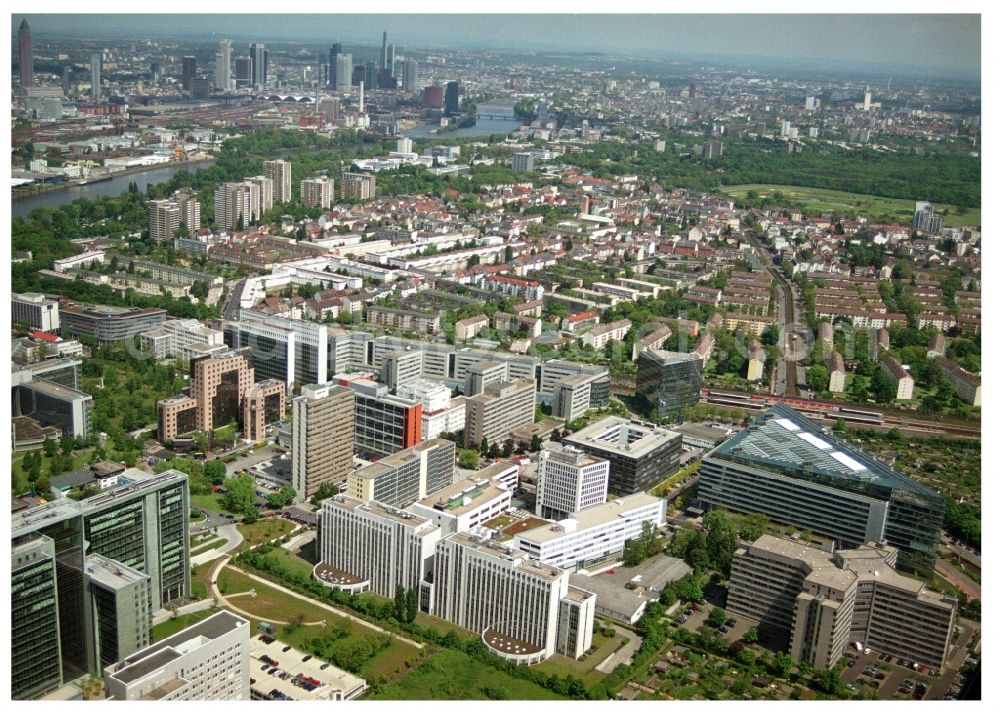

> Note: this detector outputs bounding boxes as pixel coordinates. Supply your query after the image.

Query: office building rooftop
[563,415,680,458]
[711,404,935,496]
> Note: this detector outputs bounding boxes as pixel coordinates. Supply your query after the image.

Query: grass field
[236,517,296,546]
[537,631,620,686]
[190,492,226,513]
[190,536,228,556]
[369,648,563,700]
[717,184,981,228]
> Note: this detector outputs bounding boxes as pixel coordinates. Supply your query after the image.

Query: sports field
[717,184,980,228]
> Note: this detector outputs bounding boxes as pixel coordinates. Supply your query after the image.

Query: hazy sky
[12,13,981,77]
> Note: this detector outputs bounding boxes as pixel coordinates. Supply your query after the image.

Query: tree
[770,651,793,678]
[310,482,338,506]
[529,433,542,452]
[501,438,515,457]
[394,584,407,622]
[814,669,843,696]
[480,437,489,454]
[405,587,418,623]
[870,368,897,404]
[43,437,57,458]
[204,459,227,485]
[223,474,256,515]
[488,441,501,459]
[707,607,728,627]
[704,510,740,574]
[743,627,759,644]
[807,364,830,393]
[243,505,259,524]
[458,449,480,469]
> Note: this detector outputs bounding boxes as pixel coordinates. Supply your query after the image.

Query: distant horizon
[10,13,982,82]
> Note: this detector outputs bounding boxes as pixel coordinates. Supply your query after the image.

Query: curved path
[208,555,423,648]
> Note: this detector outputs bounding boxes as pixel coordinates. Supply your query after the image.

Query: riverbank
[12,153,217,201]
[12,156,218,219]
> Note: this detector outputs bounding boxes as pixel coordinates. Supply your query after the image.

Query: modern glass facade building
[10,470,191,691]
[698,404,944,577]
[635,349,702,419]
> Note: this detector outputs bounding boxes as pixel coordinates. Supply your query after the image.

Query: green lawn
[369,648,563,700]
[717,184,981,228]
[216,566,261,595]
[190,536,228,557]
[237,517,296,546]
[413,613,478,642]
[190,492,226,513]
[537,630,621,686]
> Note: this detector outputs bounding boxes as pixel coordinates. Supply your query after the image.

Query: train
[702,388,886,424]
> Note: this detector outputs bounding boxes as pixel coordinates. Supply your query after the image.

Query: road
[934,559,981,600]
[222,278,247,321]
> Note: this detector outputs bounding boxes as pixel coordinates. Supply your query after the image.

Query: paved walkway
[595,626,641,674]
[935,559,981,599]
[190,523,244,568]
[151,598,216,626]
[281,529,315,553]
[208,555,423,648]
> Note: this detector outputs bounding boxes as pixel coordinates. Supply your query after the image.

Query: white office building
[516,493,667,571]
[316,495,441,597]
[431,532,595,664]
[139,318,225,361]
[396,378,466,441]
[409,476,512,536]
[535,442,609,519]
[11,292,60,333]
[103,610,250,701]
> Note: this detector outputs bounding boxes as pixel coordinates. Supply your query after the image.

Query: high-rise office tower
[18,19,33,88]
[358,81,365,113]
[181,55,197,91]
[215,38,232,91]
[335,53,352,93]
[291,383,356,501]
[431,532,596,662]
[90,52,102,99]
[381,30,388,70]
[263,160,292,203]
[863,87,872,111]
[444,81,460,114]
[688,82,697,99]
[328,42,342,88]
[403,60,419,93]
[250,43,268,88]
[365,60,378,90]
[10,470,191,692]
[234,56,251,86]
[387,44,395,76]
[317,495,441,598]
[346,438,455,508]
[62,65,73,94]
[318,96,341,124]
[464,378,535,449]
